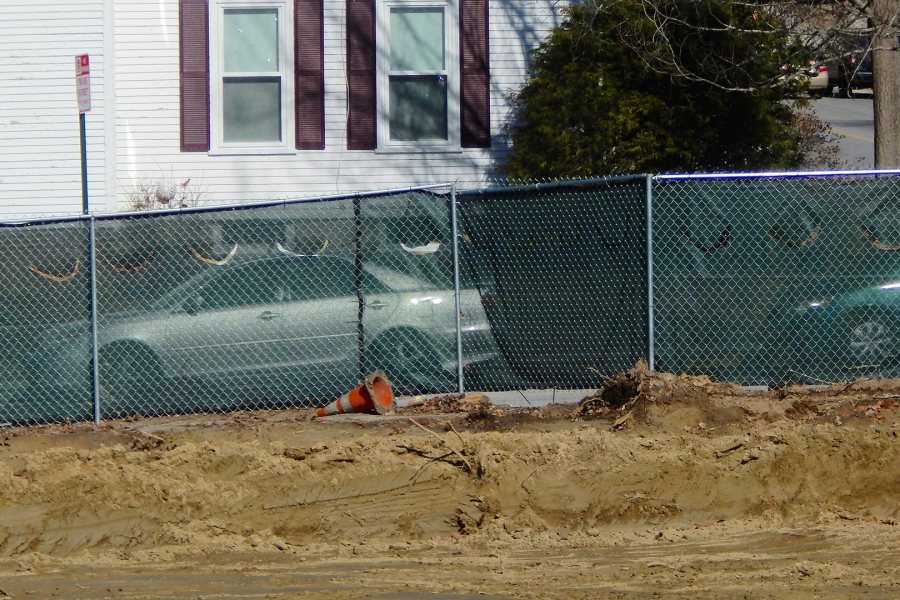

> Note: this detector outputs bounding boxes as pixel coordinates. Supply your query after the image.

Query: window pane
[223,78,282,142]
[224,8,279,73]
[390,7,444,71]
[389,75,448,141]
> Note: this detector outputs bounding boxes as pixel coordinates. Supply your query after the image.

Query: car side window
[197,264,281,310]
[283,259,389,300]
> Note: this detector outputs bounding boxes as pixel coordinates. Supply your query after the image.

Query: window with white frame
[209,0,293,151]
[377,0,459,149]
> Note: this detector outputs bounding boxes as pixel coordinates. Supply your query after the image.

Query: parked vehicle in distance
[787,279,900,382]
[805,60,830,96]
[779,60,828,97]
[22,255,499,418]
[827,33,874,98]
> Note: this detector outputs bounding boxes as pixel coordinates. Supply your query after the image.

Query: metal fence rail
[2,171,900,426]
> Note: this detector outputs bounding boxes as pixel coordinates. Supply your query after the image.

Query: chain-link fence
[2,172,899,426]
[653,172,900,386]
[0,186,466,425]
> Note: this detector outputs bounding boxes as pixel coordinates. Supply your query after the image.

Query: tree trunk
[872,0,900,168]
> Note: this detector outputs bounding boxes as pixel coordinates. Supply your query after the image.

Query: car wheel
[370,330,447,393]
[98,345,164,417]
[841,311,895,375]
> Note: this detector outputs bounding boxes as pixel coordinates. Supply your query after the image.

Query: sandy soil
[0,364,897,599]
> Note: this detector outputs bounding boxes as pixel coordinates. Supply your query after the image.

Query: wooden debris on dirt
[398,392,498,420]
[576,359,750,422]
[576,360,900,431]
[609,412,632,431]
[785,399,825,420]
[576,359,650,420]
[714,441,744,458]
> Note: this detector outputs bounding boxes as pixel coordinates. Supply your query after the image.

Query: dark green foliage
[505,0,812,178]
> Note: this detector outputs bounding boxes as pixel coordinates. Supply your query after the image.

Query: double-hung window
[376,0,459,150]
[180,0,484,153]
[209,0,293,151]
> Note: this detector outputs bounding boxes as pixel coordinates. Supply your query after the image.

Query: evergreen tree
[505,0,815,178]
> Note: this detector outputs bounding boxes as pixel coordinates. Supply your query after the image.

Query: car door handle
[367,301,387,310]
[257,311,279,321]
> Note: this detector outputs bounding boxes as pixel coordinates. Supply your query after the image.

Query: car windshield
[151,270,217,311]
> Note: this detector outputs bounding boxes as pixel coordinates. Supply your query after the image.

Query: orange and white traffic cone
[315,370,394,417]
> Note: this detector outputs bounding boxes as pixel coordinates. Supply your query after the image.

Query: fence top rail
[655,169,900,181]
[456,174,648,197]
[0,183,455,228]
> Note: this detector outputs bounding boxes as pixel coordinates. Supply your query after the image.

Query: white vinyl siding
[0,2,108,217]
[0,0,563,215]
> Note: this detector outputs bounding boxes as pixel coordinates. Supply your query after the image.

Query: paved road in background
[810,96,875,168]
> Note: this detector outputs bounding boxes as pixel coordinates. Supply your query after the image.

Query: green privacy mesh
[457,179,648,389]
[2,173,900,426]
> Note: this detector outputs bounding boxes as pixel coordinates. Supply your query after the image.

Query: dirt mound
[0,369,897,598]
[577,360,899,433]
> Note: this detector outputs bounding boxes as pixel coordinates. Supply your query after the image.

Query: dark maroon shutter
[460,0,490,148]
[179,0,210,152]
[346,0,376,150]
[296,0,325,149]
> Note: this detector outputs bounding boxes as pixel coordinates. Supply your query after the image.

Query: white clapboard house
[0,1,563,217]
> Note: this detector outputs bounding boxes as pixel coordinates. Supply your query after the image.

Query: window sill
[374,146,464,155]
[208,148,298,157]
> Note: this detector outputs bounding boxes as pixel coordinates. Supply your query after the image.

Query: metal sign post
[76,54,101,424]
[75,54,91,214]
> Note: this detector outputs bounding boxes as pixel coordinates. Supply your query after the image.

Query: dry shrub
[123,176,204,211]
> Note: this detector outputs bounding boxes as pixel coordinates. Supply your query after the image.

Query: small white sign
[75,54,90,113]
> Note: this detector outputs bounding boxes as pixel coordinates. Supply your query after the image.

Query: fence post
[88,216,101,424]
[645,175,656,371]
[353,195,365,381]
[450,184,465,394]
